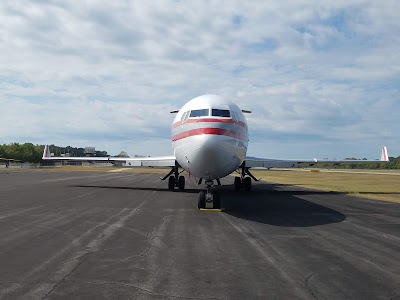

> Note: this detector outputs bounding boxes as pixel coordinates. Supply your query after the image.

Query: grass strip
[252,169,400,203]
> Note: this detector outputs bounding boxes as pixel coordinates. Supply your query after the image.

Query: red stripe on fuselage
[172,118,247,129]
[172,127,247,142]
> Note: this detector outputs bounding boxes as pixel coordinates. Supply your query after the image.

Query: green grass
[252,169,400,203]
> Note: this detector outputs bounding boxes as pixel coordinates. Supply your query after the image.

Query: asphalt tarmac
[0,169,399,299]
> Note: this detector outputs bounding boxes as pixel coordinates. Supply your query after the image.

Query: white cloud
[0,0,399,158]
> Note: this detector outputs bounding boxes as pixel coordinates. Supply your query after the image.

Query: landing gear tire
[168,176,175,190]
[234,177,242,192]
[178,175,185,190]
[198,191,206,209]
[244,177,252,191]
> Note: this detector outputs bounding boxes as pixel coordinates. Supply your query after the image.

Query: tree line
[300,156,400,169]
[0,143,109,163]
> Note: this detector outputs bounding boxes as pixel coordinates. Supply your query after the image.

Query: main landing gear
[160,162,185,190]
[197,179,221,209]
[234,163,260,192]
[161,162,259,210]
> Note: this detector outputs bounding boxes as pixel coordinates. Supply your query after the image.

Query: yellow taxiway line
[199,208,225,212]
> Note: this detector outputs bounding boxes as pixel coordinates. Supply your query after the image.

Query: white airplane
[42,94,389,209]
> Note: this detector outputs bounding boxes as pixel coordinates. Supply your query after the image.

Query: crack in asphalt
[40,207,143,299]
[304,273,319,300]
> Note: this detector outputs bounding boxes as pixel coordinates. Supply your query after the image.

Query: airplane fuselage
[172,95,248,180]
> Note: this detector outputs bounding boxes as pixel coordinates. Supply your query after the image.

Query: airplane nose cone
[188,135,239,180]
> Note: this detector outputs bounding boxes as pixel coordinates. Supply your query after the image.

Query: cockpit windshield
[212,109,231,118]
[189,109,209,117]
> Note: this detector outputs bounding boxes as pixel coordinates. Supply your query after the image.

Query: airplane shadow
[218,182,346,227]
[72,181,346,227]
[71,185,201,194]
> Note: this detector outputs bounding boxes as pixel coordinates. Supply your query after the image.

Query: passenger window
[181,111,189,122]
[212,109,231,118]
[189,109,209,117]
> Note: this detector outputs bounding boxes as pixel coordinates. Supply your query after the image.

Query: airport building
[84,147,96,157]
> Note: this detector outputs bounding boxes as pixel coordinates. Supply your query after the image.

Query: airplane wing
[244,147,389,168]
[42,145,176,167]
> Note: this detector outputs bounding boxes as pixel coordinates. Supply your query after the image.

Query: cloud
[0,0,399,158]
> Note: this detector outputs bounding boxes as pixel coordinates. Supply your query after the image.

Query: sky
[0,0,399,159]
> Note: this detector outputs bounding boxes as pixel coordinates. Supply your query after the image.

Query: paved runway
[0,169,399,299]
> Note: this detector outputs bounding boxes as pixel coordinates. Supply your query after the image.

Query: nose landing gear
[198,179,221,209]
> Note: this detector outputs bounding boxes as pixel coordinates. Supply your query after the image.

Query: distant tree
[0,143,110,162]
[96,150,109,157]
[76,147,85,157]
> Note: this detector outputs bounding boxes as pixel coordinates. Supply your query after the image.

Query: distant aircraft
[42,94,389,209]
